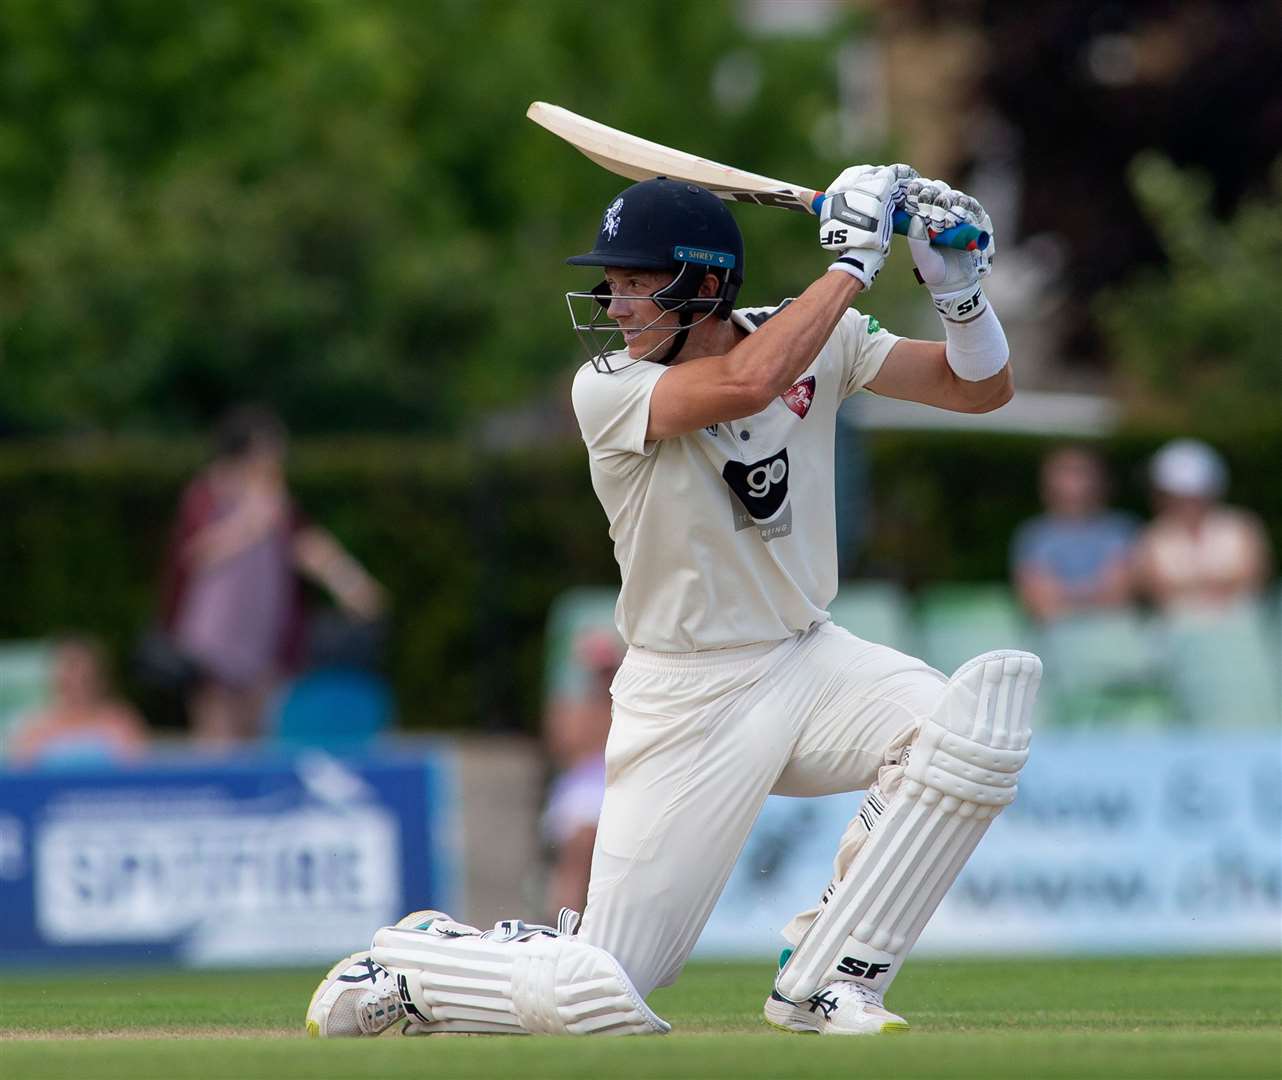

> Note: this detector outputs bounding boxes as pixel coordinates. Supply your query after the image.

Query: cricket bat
[527,101,987,252]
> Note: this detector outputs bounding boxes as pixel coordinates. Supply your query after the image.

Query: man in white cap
[1134,438,1272,612]
[1135,439,1276,726]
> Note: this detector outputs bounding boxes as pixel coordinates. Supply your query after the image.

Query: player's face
[602,268,681,358]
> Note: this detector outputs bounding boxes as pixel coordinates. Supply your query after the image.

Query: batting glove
[901,179,995,322]
[819,163,917,290]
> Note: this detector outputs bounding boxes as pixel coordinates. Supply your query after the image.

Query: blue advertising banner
[695,730,1282,958]
[0,749,458,967]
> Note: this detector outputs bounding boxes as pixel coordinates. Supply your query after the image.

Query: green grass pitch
[3,955,1279,1079]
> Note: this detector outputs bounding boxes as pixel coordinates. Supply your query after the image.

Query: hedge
[3,427,1278,732]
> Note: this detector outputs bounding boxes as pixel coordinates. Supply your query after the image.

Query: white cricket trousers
[576,620,946,999]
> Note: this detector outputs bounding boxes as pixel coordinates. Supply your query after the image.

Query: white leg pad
[775,650,1041,1002]
[371,926,671,1036]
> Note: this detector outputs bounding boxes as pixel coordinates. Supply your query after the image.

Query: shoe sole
[763,999,910,1036]
[765,1017,912,1036]
[763,1015,818,1035]
[763,998,819,1035]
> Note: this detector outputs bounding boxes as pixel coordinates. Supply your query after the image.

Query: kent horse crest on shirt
[782,376,816,419]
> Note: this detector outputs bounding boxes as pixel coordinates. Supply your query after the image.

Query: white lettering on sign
[35,807,400,942]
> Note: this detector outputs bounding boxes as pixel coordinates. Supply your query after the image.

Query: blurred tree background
[1096,154,1282,426]
[1,0,1277,437]
[0,0,915,437]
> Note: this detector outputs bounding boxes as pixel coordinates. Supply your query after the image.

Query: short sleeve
[836,309,902,399]
[571,360,668,460]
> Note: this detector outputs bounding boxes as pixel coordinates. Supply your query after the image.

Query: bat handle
[809,196,988,251]
[892,208,988,252]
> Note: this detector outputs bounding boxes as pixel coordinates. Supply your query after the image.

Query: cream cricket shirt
[572,305,900,652]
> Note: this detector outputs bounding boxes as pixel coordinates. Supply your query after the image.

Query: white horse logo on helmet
[603,197,623,241]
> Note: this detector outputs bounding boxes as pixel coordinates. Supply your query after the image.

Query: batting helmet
[566,178,743,318]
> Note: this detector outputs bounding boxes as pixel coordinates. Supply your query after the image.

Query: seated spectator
[1011,446,1139,622]
[540,627,621,916]
[1134,439,1273,613]
[1135,440,1277,726]
[7,636,148,767]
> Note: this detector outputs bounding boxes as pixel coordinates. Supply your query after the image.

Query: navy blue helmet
[567,178,743,318]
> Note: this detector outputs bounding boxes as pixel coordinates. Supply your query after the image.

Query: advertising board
[696,730,1281,958]
[0,750,457,966]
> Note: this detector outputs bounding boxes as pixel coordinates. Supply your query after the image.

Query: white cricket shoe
[306,910,462,1037]
[306,952,407,1038]
[763,981,910,1036]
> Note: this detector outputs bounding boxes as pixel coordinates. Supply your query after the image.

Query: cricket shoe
[306,952,407,1038]
[763,981,909,1036]
[306,909,459,1037]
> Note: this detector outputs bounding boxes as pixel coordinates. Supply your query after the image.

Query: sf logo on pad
[836,956,893,980]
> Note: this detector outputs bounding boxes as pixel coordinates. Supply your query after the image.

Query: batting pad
[371,926,671,1036]
[775,650,1041,1003]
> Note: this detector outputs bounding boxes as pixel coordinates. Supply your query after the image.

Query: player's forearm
[728,271,863,404]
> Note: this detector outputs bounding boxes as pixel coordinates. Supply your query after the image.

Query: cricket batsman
[307,165,1041,1037]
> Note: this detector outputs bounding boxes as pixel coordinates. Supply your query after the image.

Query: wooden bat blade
[527,101,988,251]
[527,101,822,215]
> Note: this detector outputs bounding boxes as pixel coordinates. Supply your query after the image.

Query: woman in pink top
[161,405,386,746]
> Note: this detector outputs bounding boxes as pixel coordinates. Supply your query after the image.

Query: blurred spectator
[1134,439,1273,613]
[1135,440,1277,726]
[7,636,147,767]
[160,404,386,747]
[1011,446,1139,622]
[540,627,621,916]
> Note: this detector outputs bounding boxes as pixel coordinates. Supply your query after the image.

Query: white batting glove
[819,163,917,290]
[901,179,995,322]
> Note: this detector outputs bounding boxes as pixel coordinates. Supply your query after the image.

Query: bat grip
[892,209,988,252]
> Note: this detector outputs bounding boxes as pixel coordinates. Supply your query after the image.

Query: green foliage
[1096,153,1282,422]
[4,430,1279,733]
[0,0,912,435]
